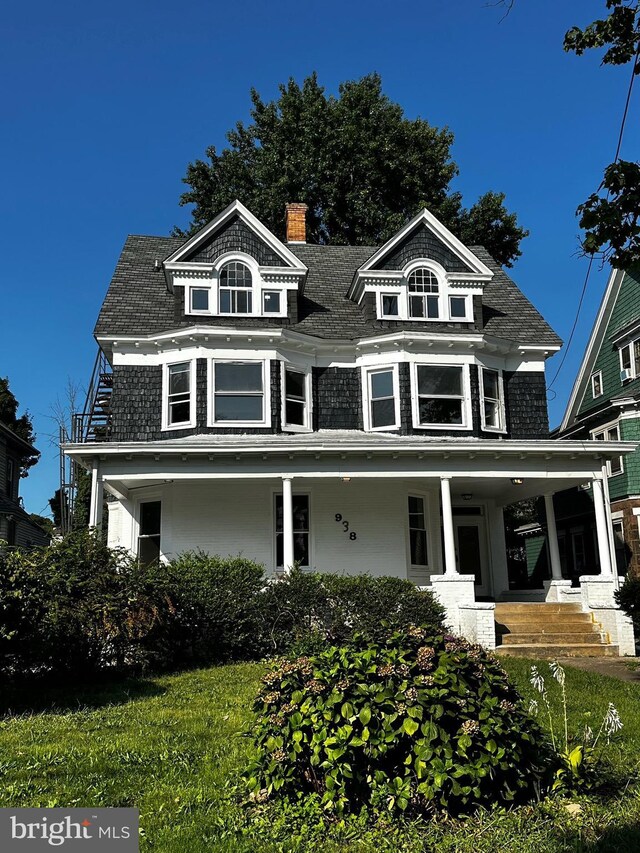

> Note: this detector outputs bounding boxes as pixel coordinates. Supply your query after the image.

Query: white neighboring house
[64,200,635,652]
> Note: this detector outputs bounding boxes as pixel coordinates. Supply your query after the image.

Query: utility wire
[547,36,640,393]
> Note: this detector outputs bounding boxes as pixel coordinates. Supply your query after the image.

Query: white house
[64,201,635,654]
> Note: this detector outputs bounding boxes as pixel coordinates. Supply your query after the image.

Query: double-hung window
[275,494,310,568]
[619,340,640,380]
[408,496,428,567]
[163,361,194,430]
[480,367,505,432]
[413,364,468,428]
[211,360,268,425]
[6,458,15,498]
[591,371,603,398]
[282,366,311,431]
[219,261,253,314]
[138,501,161,565]
[592,423,623,476]
[190,287,210,313]
[364,366,399,430]
[408,269,439,319]
[380,292,400,318]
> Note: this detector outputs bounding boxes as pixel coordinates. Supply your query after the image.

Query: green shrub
[615,575,640,634]
[258,568,445,655]
[0,530,175,678]
[166,551,266,665]
[245,627,547,817]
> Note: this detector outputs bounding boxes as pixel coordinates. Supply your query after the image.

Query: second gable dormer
[348,208,494,324]
[162,200,307,321]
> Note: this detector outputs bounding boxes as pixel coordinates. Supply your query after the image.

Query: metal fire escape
[58,349,113,533]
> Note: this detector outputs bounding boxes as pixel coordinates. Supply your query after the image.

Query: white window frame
[591,420,624,477]
[411,362,472,431]
[618,339,640,381]
[183,251,287,319]
[591,370,603,398]
[373,259,473,322]
[281,363,312,433]
[134,496,163,565]
[162,359,197,431]
[407,492,430,570]
[362,364,400,432]
[479,366,506,434]
[208,358,271,427]
[273,489,312,571]
[407,266,442,320]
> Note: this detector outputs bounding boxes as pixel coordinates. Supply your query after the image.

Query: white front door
[454,517,490,597]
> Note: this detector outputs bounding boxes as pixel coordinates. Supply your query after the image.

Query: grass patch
[1,659,640,851]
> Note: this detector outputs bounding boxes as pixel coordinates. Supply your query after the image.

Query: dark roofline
[0,420,39,455]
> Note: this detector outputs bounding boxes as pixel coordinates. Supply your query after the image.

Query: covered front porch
[67,432,637,654]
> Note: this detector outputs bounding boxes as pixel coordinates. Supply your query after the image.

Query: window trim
[407,492,430,569]
[591,419,624,477]
[618,339,640,381]
[410,362,472,431]
[208,358,271,427]
[281,363,313,433]
[373,259,473,322]
[6,457,15,498]
[162,359,197,431]
[135,498,162,565]
[479,366,506,434]
[591,370,603,399]
[273,489,312,571]
[362,364,400,432]
[183,251,288,319]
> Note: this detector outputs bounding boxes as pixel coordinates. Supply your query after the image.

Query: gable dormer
[162,200,307,320]
[348,208,493,323]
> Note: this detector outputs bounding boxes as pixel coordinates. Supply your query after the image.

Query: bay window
[364,366,399,430]
[480,367,505,432]
[163,360,195,430]
[282,365,311,431]
[413,364,469,429]
[211,360,269,425]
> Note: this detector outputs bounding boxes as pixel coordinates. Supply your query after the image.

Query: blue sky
[2,0,638,517]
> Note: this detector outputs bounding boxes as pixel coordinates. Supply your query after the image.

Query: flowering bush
[529,661,623,792]
[245,627,547,817]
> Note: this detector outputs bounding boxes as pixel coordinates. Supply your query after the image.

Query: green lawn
[1,660,640,852]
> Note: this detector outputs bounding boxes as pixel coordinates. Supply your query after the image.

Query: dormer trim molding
[348,208,494,302]
[162,199,307,293]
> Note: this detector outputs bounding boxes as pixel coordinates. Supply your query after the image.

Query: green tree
[0,377,39,477]
[564,0,640,268]
[178,73,528,267]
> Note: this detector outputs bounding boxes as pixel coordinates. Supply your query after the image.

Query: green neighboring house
[549,267,640,578]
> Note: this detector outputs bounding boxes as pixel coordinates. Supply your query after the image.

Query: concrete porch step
[495,644,619,659]
[495,603,583,615]
[498,620,596,634]
[501,632,605,645]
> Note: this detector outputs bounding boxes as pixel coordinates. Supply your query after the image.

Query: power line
[547,35,640,393]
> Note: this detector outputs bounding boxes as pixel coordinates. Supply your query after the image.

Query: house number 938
[335,514,357,540]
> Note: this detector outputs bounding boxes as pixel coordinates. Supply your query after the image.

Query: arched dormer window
[183,251,289,318]
[219,260,253,314]
[408,268,440,319]
[376,259,471,322]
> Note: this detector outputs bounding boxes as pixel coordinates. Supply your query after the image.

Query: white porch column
[440,477,457,575]
[593,477,613,576]
[282,476,294,574]
[88,460,103,529]
[544,493,563,581]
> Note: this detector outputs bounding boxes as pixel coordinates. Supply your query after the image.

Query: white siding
[107,478,443,579]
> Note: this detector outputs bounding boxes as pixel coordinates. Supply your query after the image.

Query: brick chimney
[285,202,308,243]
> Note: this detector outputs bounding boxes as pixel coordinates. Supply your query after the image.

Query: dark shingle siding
[376,225,471,273]
[187,216,285,267]
[95,236,561,347]
[504,372,549,438]
[314,368,363,430]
